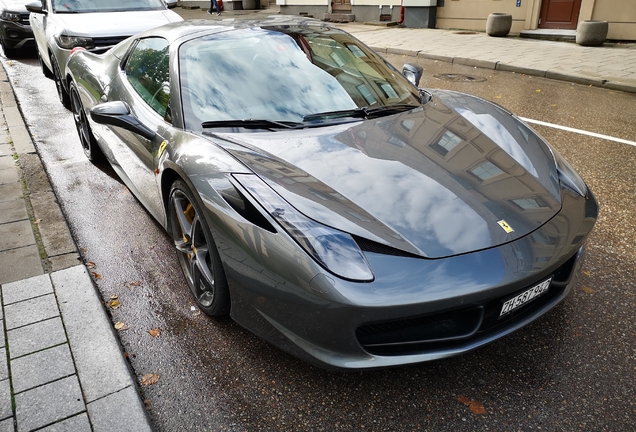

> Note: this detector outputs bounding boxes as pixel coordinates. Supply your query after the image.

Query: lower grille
[93,36,130,49]
[356,251,579,356]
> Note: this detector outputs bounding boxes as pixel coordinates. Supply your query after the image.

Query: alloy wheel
[170,188,218,309]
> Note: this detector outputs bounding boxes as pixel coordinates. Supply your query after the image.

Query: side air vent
[220,186,277,233]
[353,236,421,258]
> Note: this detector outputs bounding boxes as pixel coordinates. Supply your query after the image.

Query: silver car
[26,0,182,109]
[65,18,598,370]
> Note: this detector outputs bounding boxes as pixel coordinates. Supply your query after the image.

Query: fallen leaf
[535,89,541,93]
[583,271,591,276]
[34,218,41,224]
[581,286,595,294]
[85,262,96,269]
[91,272,103,279]
[144,399,152,410]
[109,299,121,309]
[114,322,129,331]
[110,294,118,300]
[141,373,160,386]
[148,328,161,338]
[126,281,142,288]
[80,247,88,252]
[457,396,487,415]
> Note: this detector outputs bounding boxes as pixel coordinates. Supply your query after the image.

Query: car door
[29,0,49,61]
[105,36,175,224]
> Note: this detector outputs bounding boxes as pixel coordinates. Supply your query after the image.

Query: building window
[469,161,504,181]
[511,197,548,210]
[430,130,461,156]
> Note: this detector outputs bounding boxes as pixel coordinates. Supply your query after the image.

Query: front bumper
[218,187,598,370]
[0,20,34,50]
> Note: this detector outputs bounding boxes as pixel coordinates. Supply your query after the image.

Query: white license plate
[500,278,552,317]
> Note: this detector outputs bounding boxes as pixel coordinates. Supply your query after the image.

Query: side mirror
[25,1,45,13]
[402,63,423,87]
[90,101,156,141]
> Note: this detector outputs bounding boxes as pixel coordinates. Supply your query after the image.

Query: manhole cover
[433,74,487,82]
[453,31,477,35]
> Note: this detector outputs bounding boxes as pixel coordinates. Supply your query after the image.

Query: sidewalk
[0,68,152,430]
[175,5,636,93]
[0,5,634,431]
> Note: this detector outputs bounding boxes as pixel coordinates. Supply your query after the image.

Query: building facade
[277,0,636,40]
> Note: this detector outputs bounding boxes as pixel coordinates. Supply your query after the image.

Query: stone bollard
[486,13,512,37]
[576,20,609,46]
[242,0,256,9]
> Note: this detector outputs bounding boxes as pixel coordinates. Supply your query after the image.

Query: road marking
[520,117,636,147]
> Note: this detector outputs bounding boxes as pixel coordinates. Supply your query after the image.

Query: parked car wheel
[38,49,53,79]
[169,180,231,317]
[50,53,70,109]
[1,39,15,58]
[70,83,102,162]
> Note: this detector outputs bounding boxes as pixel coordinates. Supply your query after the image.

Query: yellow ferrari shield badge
[497,220,514,234]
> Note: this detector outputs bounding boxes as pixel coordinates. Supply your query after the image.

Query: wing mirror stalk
[90,101,156,141]
[402,63,423,87]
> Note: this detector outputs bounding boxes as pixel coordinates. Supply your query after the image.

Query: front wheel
[50,54,70,109]
[1,39,15,58]
[169,180,230,317]
[70,83,102,162]
[38,49,54,79]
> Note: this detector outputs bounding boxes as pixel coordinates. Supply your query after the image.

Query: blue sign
[516,0,521,6]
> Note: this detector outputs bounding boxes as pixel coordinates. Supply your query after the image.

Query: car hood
[211,90,562,259]
[54,11,182,38]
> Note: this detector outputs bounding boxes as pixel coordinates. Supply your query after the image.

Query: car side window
[124,37,171,119]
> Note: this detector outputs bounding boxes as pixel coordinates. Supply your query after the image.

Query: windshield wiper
[303,103,420,122]
[363,104,421,117]
[302,108,368,122]
[201,119,304,130]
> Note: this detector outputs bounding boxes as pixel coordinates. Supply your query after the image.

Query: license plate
[500,278,552,317]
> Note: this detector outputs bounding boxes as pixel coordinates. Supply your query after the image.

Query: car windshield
[52,0,166,13]
[179,26,421,130]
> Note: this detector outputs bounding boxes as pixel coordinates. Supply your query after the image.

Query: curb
[377,46,636,94]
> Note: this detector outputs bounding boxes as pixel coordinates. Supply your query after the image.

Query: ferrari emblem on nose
[497,220,514,233]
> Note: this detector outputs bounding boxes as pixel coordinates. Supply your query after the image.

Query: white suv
[27,0,182,108]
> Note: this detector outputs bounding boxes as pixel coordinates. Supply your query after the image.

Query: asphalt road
[2,48,635,431]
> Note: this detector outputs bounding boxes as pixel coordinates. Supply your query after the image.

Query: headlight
[1,11,20,22]
[553,149,587,197]
[55,34,94,50]
[234,174,374,282]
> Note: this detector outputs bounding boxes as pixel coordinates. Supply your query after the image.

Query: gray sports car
[65,17,598,370]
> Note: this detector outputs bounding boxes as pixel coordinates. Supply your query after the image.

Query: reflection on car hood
[53,11,182,38]
[213,91,562,259]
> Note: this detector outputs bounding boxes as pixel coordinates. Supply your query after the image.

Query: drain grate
[433,74,487,82]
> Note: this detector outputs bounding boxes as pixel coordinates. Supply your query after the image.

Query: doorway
[539,0,582,29]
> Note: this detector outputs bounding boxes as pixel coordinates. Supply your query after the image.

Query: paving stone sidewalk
[0,65,152,431]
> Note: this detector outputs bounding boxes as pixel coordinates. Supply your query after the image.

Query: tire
[1,39,15,58]
[50,53,71,109]
[38,49,54,79]
[70,83,103,162]
[169,180,230,317]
